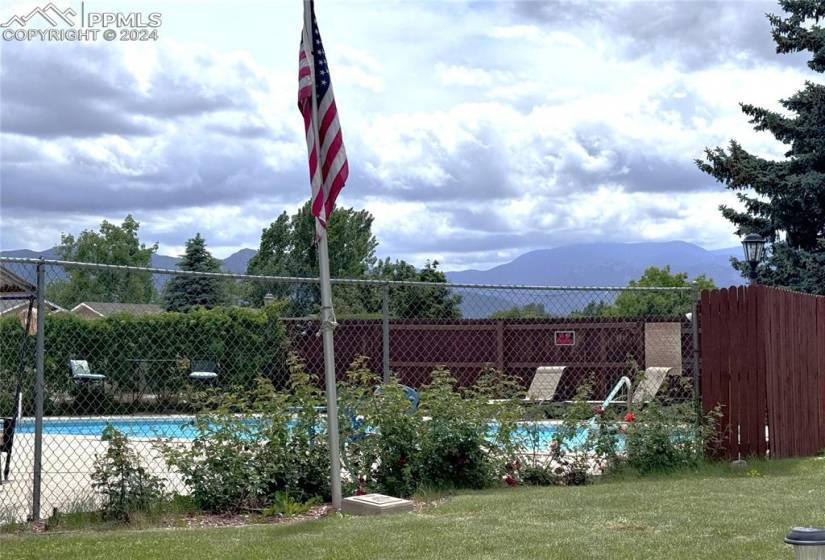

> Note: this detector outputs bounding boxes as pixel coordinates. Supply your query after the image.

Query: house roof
[0,266,36,296]
[71,302,165,317]
[0,299,66,315]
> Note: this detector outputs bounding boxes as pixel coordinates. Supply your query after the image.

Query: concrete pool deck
[1,430,188,523]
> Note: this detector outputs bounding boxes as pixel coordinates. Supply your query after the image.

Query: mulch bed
[13,497,447,534]
[157,505,332,529]
[10,505,333,535]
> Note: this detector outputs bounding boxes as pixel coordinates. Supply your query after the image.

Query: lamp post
[785,527,825,559]
[741,233,766,285]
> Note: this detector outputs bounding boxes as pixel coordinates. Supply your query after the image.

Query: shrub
[338,358,422,498]
[262,492,321,518]
[417,369,500,490]
[0,304,287,416]
[506,382,621,487]
[158,403,262,512]
[256,356,330,503]
[91,425,165,522]
[156,355,329,513]
[518,463,557,486]
[547,384,620,485]
[339,363,521,497]
[624,402,719,475]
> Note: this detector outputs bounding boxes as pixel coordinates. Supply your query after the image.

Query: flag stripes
[298,1,348,229]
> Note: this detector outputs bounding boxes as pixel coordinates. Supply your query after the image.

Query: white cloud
[0,0,806,271]
[436,64,515,88]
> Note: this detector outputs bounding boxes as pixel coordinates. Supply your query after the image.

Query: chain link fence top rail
[0,257,698,522]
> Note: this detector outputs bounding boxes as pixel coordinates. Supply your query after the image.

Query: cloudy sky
[0,0,809,270]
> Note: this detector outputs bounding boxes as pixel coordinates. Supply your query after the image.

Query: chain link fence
[0,257,698,523]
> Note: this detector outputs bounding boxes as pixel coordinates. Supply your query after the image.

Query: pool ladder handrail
[587,375,632,429]
[601,375,632,411]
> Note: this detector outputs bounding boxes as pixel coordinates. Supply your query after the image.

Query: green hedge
[0,304,287,416]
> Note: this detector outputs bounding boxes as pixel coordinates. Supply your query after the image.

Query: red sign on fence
[554,330,576,346]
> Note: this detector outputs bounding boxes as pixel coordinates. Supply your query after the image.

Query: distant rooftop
[0,265,36,296]
[72,302,164,317]
[0,299,65,315]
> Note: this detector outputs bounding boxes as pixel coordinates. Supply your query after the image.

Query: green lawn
[3,458,824,560]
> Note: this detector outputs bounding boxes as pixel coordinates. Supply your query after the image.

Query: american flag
[298,0,348,230]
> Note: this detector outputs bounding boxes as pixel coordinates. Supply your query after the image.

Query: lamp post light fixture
[741,233,766,285]
[785,527,825,559]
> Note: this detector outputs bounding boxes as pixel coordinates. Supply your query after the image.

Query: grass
[2,458,824,560]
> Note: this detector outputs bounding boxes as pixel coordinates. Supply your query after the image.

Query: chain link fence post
[382,283,390,384]
[31,259,46,521]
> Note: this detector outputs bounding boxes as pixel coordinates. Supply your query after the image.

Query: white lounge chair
[525,366,566,402]
[69,360,106,382]
[630,366,673,407]
[189,360,218,381]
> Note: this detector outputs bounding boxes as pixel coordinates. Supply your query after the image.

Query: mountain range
[445,241,742,287]
[444,241,743,316]
[0,247,256,275]
[0,241,744,292]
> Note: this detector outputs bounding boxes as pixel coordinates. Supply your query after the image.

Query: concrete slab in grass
[342,494,414,516]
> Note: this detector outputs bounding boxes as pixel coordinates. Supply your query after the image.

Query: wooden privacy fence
[699,285,825,459]
[284,316,694,400]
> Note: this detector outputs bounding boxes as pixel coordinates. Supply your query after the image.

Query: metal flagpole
[303,0,342,511]
[317,230,342,510]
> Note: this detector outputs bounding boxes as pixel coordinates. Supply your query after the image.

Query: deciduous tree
[574,267,715,317]
[247,202,378,314]
[48,216,157,307]
[490,303,550,319]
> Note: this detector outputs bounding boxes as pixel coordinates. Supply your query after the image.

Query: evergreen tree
[165,233,224,312]
[697,1,825,294]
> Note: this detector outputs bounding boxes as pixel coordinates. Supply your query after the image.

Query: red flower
[355,476,367,495]
[624,411,636,423]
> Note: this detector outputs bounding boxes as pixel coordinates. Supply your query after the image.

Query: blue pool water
[16,417,620,451]
[16,418,203,439]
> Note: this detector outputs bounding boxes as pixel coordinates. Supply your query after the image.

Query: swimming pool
[16,417,620,452]
[16,417,203,440]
